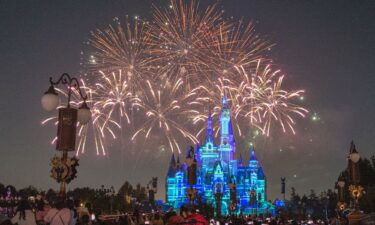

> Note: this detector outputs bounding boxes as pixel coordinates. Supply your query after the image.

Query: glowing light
[311,112,320,121]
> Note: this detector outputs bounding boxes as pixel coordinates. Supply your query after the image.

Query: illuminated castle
[165,97,275,215]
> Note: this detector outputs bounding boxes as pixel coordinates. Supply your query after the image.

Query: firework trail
[192,77,247,138]
[131,77,200,153]
[88,16,155,95]
[41,80,119,156]
[234,60,308,136]
[148,0,227,89]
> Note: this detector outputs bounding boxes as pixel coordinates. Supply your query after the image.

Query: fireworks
[148,0,225,88]
[131,78,200,153]
[43,0,308,155]
[41,80,119,156]
[192,77,246,138]
[234,61,308,136]
[88,16,154,94]
[92,70,135,125]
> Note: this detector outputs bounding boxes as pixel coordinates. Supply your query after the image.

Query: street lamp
[336,173,347,210]
[42,73,91,197]
[346,142,364,225]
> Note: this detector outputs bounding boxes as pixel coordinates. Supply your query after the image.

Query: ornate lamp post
[336,174,347,212]
[41,73,91,197]
[186,146,197,206]
[347,142,364,225]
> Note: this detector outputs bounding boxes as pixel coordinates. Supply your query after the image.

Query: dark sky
[1,0,375,200]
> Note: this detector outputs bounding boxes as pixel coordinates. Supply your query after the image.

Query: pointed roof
[213,161,224,175]
[167,154,176,177]
[176,155,181,170]
[205,110,214,144]
[222,95,229,109]
[238,154,243,166]
[228,119,233,135]
[349,141,358,154]
[257,166,265,179]
[170,154,176,166]
[249,147,257,161]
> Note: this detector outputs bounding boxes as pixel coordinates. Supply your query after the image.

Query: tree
[19,185,39,197]
[118,181,133,197]
[0,183,5,195]
[359,158,375,186]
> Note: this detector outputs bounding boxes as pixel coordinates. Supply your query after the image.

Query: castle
[165,97,275,215]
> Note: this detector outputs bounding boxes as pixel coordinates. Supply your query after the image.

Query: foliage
[284,187,337,220]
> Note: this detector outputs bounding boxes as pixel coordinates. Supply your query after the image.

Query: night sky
[1,0,375,200]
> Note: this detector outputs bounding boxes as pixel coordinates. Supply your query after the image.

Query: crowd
[0,196,96,225]
[0,196,345,225]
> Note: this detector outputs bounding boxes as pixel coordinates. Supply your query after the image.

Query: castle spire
[167,153,177,176]
[170,153,176,167]
[349,140,357,154]
[238,153,243,166]
[222,94,229,109]
[205,109,214,144]
[249,147,257,161]
[176,155,181,170]
[220,95,231,142]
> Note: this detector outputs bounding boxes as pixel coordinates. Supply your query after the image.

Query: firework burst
[192,77,247,138]
[92,70,135,125]
[131,77,200,153]
[148,0,227,88]
[235,60,308,136]
[205,19,273,81]
[88,16,154,94]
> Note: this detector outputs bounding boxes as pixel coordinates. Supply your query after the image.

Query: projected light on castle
[166,97,275,215]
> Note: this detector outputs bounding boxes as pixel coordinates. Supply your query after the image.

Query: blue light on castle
[165,97,275,215]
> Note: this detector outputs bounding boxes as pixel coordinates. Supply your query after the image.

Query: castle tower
[206,109,214,145]
[219,96,235,162]
[200,110,218,177]
[166,154,177,203]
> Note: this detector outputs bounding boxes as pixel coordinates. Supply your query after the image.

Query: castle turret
[257,166,265,179]
[206,110,214,145]
[219,96,235,162]
[220,96,231,144]
[167,154,177,177]
[176,155,181,170]
[248,147,258,168]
